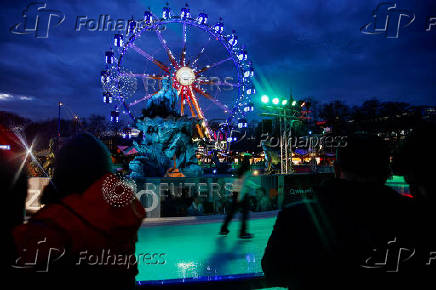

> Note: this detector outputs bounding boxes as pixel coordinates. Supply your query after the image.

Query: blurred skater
[220,155,261,239]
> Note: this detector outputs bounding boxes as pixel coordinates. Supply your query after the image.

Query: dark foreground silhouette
[262,134,421,290]
[12,133,145,290]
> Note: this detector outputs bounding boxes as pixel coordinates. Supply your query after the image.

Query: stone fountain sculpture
[129,78,203,178]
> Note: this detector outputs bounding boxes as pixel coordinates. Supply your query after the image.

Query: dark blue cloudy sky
[0,0,435,121]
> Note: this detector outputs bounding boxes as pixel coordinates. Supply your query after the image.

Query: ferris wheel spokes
[180,22,188,66]
[192,86,228,111]
[119,72,163,79]
[194,56,233,75]
[155,30,179,69]
[190,38,211,67]
[129,43,170,73]
[188,88,204,119]
[192,86,215,102]
[197,79,241,88]
[185,95,196,117]
[129,91,159,106]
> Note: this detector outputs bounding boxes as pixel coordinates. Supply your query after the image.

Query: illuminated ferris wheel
[100,3,255,139]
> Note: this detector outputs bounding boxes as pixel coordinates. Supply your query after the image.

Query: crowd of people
[2,121,435,289]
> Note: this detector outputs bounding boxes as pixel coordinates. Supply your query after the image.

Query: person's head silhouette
[237,154,251,177]
[335,134,390,184]
[393,122,436,201]
[41,133,112,204]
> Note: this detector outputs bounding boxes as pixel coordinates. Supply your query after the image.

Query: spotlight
[261,95,269,104]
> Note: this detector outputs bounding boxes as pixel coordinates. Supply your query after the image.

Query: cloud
[0,93,13,101]
[19,96,34,101]
[0,93,34,102]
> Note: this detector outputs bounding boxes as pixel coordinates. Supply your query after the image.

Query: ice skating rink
[135,211,277,283]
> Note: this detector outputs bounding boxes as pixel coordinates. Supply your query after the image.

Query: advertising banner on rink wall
[26,177,50,213]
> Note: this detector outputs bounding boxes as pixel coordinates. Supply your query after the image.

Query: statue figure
[261,140,281,174]
[129,78,203,177]
[43,138,57,177]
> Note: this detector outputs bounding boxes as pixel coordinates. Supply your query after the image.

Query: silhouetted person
[393,122,436,202]
[392,122,436,277]
[12,133,145,290]
[188,196,204,216]
[262,134,411,289]
[1,125,28,279]
[220,155,260,239]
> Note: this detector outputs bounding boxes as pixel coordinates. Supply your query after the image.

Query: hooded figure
[12,133,145,290]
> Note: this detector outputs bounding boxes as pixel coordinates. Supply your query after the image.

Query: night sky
[0,0,435,122]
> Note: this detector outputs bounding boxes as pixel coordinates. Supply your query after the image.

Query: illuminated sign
[0,145,11,150]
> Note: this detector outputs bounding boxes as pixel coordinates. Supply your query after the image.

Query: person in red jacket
[12,133,145,290]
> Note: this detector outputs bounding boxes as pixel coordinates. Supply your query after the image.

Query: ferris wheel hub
[175,66,195,86]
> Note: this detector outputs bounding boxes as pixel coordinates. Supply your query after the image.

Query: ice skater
[219,155,261,239]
